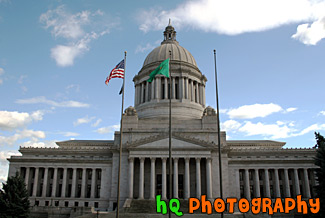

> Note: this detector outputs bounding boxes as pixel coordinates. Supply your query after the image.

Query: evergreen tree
[0,172,30,218]
[314,132,325,217]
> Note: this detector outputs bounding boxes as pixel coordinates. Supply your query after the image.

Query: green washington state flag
[147,58,170,82]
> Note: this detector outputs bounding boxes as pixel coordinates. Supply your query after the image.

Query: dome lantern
[162,19,177,44]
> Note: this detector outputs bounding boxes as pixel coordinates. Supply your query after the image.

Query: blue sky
[1,0,325,184]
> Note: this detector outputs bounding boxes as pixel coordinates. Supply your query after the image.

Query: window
[88,170,92,180]
[87,185,91,198]
[97,170,101,180]
[77,184,81,198]
[161,80,165,99]
[96,185,101,198]
[78,170,82,179]
[65,201,69,207]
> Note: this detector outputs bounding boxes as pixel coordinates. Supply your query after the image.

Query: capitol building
[7,23,317,217]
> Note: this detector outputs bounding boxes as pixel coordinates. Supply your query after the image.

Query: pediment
[128,137,212,150]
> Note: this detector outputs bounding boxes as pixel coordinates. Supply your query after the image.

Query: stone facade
[7,23,317,217]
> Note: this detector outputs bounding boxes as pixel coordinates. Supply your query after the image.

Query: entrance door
[156,174,184,199]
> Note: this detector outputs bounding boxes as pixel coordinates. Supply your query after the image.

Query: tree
[314,132,325,217]
[0,172,30,218]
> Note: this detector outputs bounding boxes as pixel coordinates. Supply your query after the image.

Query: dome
[142,20,197,68]
[133,21,207,120]
[143,43,197,67]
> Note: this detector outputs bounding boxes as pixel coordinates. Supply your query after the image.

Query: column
[284,168,291,197]
[51,168,58,197]
[164,77,168,99]
[303,168,311,198]
[42,167,48,197]
[139,158,145,199]
[202,84,206,106]
[61,168,67,197]
[71,168,77,198]
[150,158,156,199]
[184,158,190,199]
[244,169,251,200]
[179,77,184,100]
[206,158,212,199]
[81,168,86,198]
[171,77,175,99]
[310,169,316,197]
[141,83,144,103]
[134,85,138,105]
[145,81,149,102]
[235,170,241,198]
[91,168,96,198]
[173,158,179,198]
[195,82,199,103]
[32,167,39,197]
[294,168,300,196]
[264,169,270,198]
[24,167,30,187]
[274,169,281,198]
[195,158,201,198]
[162,158,167,200]
[155,78,159,99]
[151,80,155,100]
[184,77,188,99]
[128,158,134,199]
[191,80,194,101]
[254,169,260,198]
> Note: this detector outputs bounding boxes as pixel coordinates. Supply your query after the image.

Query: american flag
[105,59,125,85]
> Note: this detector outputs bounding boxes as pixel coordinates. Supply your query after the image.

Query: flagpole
[214,49,223,218]
[116,51,127,218]
[168,50,172,218]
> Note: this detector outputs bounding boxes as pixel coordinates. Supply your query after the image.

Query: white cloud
[227,103,282,119]
[236,120,325,139]
[0,150,21,188]
[40,5,90,39]
[66,84,80,92]
[91,119,102,127]
[292,16,325,45]
[292,124,325,136]
[16,96,89,108]
[50,32,99,67]
[20,140,58,148]
[239,121,293,139]
[18,75,27,84]
[138,0,325,44]
[221,120,241,132]
[73,115,95,126]
[135,43,156,54]
[95,125,120,134]
[63,132,80,137]
[286,107,297,112]
[40,6,114,67]
[0,67,4,85]
[0,110,44,131]
[0,129,46,146]
[319,111,325,116]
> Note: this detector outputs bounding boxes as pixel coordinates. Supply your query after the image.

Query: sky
[0,0,325,185]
